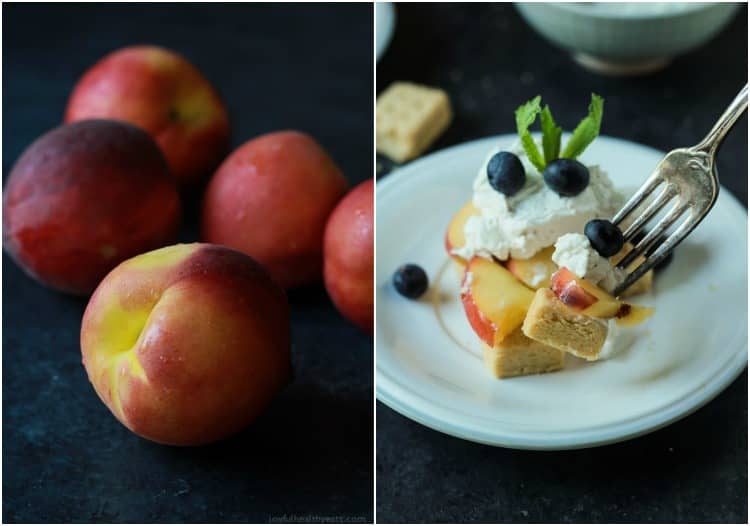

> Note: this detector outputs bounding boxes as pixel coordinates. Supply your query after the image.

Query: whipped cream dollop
[452,142,623,261]
[552,233,626,292]
[598,319,637,361]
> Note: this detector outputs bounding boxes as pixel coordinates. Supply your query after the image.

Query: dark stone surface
[3,4,373,523]
[376,4,747,523]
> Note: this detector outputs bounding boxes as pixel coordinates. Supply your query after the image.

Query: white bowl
[376,3,395,62]
[515,2,741,75]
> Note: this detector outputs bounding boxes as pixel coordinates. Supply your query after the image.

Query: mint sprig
[540,105,562,165]
[561,93,604,159]
[513,93,604,169]
[515,96,545,172]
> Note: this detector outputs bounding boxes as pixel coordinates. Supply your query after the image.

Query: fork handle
[694,84,748,158]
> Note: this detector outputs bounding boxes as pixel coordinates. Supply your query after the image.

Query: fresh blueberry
[393,264,429,299]
[543,158,590,197]
[634,233,675,271]
[653,249,674,271]
[631,230,646,245]
[646,237,674,271]
[585,219,624,257]
[487,151,525,196]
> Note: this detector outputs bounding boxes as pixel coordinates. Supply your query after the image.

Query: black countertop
[376,3,747,523]
[3,4,373,523]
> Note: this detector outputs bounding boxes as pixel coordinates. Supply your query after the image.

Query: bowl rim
[523,2,733,21]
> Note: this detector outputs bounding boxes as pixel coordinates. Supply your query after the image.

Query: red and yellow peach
[65,45,230,186]
[202,130,349,288]
[3,120,181,295]
[80,243,291,446]
[323,179,373,332]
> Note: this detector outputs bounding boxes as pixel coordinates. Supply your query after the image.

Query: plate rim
[375,133,748,450]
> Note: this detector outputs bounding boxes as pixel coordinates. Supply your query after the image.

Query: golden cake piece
[376,82,452,163]
[522,288,608,361]
[482,327,565,378]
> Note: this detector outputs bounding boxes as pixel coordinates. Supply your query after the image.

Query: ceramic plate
[376,3,395,62]
[376,134,748,450]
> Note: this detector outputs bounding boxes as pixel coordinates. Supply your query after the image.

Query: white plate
[376,134,748,450]
[375,3,395,62]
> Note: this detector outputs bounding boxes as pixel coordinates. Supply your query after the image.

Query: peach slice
[551,267,653,324]
[506,246,557,289]
[461,256,535,346]
[444,200,479,265]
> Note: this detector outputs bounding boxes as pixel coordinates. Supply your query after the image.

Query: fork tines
[610,152,716,297]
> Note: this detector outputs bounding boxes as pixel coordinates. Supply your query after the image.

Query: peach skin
[323,179,374,332]
[65,45,230,186]
[3,120,181,295]
[80,243,291,446]
[202,130,349,288]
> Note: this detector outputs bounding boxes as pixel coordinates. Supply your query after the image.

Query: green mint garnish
[561,93,604,159]
[540,105,562,165]
[515,95,545,172]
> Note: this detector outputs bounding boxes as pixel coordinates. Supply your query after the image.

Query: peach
[551,267,600,311]
[80,243,291,446]
[444,200,479,267]
[323,179,374,332]
[460,256,535,346]
[550,267,654,324]
[202,131,349,288]
[506,246,557,290]
[2,120,181,295]
[65,45,230,186]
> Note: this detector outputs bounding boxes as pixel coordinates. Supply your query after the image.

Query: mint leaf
[561,93,604,159]
[515,96,545,172]
[540,105,562,165]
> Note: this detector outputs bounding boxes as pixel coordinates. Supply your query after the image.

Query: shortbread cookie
[522,288,607,361]
[376,82,452,163]
[482,327,565,378]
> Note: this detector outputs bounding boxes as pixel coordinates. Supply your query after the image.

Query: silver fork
[611,84,748,297]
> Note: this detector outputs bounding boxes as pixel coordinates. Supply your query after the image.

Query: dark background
[377,3,747,523]
[3,3,373,523]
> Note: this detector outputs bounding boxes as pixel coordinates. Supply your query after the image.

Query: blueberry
[487,151,525,196]
[633,233,675,271]
[654,249,674,271]
[585,219,624,257]
[543,158,590,197]
[393,264,429,299]
[646,237,674,271]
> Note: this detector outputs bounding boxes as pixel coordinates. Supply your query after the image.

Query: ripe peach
[461,256,535,346]
[551,267,599,310]
[202,131,349,288]
[323,179,373,332]
[80,243,291,446]
[3,120,181,295]
[506,246,557,290]
[444,200,479,265]
[550,268,653,325]
[65,45,230,186]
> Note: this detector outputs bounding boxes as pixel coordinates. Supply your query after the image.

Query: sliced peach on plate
[506,246,557,289]
[460,256,535,346]
[444,200,479,264]
[551,267,653,325]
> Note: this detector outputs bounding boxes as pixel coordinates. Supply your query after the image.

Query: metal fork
[611,84,748,297]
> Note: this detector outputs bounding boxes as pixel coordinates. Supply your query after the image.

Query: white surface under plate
[376,134,748,450]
